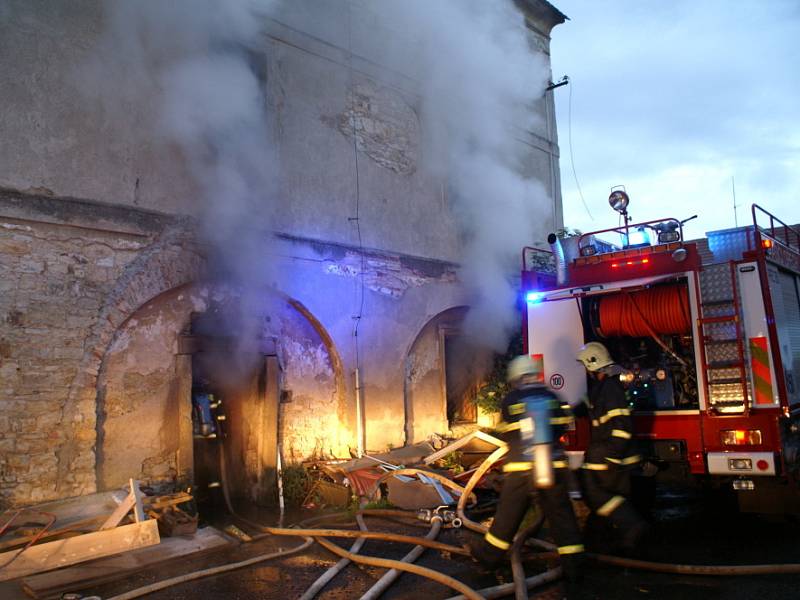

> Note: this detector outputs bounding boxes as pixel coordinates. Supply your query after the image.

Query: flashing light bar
[610,258,650,269]
[526,291,545,304]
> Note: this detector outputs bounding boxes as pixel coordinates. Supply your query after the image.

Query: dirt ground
[3,485,800,599]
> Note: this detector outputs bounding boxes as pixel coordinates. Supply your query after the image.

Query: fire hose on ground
[101,438,800,600]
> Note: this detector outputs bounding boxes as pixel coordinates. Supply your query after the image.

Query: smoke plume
[372,1,553,351]
[85,0,554,364]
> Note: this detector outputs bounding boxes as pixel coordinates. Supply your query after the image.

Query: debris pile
[0,479,232,599]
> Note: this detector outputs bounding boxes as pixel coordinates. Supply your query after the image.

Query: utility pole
[732,176,739,228]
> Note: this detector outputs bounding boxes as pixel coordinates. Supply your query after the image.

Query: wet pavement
[3,485,799,599]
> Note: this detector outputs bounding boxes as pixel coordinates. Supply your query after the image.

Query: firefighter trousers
[580,463,647,549]
[486,468,584,562]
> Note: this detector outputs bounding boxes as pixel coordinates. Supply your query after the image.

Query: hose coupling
[417,507,461,527]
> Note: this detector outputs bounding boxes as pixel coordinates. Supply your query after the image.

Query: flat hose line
[314,535,483,600]
[359,517,443,600]
[299,514,368,600]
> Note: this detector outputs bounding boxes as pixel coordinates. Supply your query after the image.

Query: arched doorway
[404,306,492,443]
[95,284,347,507]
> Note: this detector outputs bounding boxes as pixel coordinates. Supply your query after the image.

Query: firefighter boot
[468,537,506,571]
[619,513,650,558]
[561,552,591,599]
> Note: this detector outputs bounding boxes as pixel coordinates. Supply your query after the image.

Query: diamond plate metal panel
[699,263,735,303]
[707,227,753,262]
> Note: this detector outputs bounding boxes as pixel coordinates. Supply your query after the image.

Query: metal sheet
[527,297,586,407]
[707,451,776,476]
[739,263,780,405]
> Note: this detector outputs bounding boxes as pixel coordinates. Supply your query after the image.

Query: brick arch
[55,224,205,494]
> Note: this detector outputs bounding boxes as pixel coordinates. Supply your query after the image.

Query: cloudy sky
[549,0,800,242]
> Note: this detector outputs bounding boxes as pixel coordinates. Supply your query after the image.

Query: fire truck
[522,193,800,512]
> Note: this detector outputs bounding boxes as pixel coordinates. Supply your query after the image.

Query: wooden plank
[99,493,134,531]
[19,492,119,524]
[129,479,144,523]
[21,528,232,599]
[0,519,160,582]
[423,431,505,465]
[175,354,194,485]
[142,492,192,511]
[0,516,108,553]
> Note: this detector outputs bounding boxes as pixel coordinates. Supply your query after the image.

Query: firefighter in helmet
[470,354,586,594]
[575,341,648,553]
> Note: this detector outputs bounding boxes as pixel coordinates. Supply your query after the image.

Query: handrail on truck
[576,217,685,253]
[751,204,800,258]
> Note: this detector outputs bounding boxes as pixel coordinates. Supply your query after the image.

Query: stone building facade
[0,0,566,507]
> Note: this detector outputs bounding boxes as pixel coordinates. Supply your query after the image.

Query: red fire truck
[522,194,800,512]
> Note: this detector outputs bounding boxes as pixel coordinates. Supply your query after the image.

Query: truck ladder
[697,261,749,413]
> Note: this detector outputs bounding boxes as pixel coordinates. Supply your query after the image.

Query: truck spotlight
[654,221,682,243]
[579,244,597,256]
[658,230,681,243]
[655,368,667,381]
[608,190,629,213]
[619,371,635,383]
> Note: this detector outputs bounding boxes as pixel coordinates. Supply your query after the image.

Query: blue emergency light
[526,291,545,304]
[623,226,651,248]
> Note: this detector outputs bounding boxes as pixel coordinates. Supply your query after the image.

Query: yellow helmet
[507,354,544,384]
[576,342,614,372]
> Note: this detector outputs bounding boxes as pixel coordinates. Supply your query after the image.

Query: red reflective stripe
[749,337,773,405]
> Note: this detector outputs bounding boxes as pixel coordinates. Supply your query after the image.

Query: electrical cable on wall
[346,2,366,456]
[567,78,593,221]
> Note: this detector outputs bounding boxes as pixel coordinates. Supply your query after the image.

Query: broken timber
[423,431,505,465]
[21,527,231,599]
[0,519,160,582]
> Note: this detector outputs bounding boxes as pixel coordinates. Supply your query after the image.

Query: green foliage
[436,451,465,475]
[473,333,524,415]
[346,495,394,517]
[281,464,311,507]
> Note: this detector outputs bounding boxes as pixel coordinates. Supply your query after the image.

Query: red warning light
[762,238,773,249]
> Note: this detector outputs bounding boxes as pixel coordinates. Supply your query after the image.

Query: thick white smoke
[86,0,554,360]
[375,1,553,351]
[84,0,278,285]
[82,0,281,384]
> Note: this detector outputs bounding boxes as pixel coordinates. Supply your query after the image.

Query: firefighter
[470,354,586,595]
[575,341,648,554]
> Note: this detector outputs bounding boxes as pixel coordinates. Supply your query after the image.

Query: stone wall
[0,191,469,506]
[0,0,567,506]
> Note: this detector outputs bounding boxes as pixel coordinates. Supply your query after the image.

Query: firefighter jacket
[497,384,574,472]
[584,373,641,468]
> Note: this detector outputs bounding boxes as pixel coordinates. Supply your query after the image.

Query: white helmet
[507,354,544,384]
[576,342,614,372]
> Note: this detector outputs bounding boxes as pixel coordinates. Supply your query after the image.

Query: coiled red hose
[596,284,691,338]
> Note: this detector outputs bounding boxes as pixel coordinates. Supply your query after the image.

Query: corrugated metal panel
[778,269,800,405]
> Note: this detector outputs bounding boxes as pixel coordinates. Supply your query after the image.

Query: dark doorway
[444,332,478,423]
[188,311,280,512]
